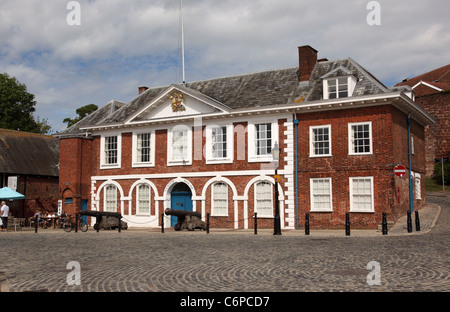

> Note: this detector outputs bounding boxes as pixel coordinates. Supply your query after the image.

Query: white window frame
[323,76,357,100]
[205,124,234,164]
[414,172,421,200]
[309,125,332,157]
[254,181,273,217]
[167,124,192,166]
[211,182,228,216]
[137,184,151,215]
[348,122,373,155]
[349,177,374,213]
[248,120,279,163]
[132,130,156,168]
[310,178,333,212]
[100,133,122,169]
[104,185,117,212]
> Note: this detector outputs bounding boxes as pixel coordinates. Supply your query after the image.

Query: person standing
[1,201,9,232]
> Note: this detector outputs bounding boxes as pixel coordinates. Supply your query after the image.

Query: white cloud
[0,0,449,132]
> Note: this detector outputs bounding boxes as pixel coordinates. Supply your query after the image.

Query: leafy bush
[434,159,450,185]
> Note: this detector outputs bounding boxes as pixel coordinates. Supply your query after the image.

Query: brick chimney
[139,86,149,94]
[298,45,318,82]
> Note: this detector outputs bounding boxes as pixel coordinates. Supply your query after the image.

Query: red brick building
[55,46,435,230]
[395,64,450,176]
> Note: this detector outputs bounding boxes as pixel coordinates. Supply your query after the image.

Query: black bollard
[305,213,310,235]
[345,213,350,236]
[382,212,388,235]
[161,214,164,233]
[35,217,38,233]
[254,213,257,235]
[407,211,412,233]
[415,210,420,232]
[206,213,210,234]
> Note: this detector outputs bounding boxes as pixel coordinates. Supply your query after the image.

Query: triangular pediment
[125,85,231,124]
[320,66,354,79]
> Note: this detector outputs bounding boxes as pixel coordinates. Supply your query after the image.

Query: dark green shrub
[434,160,450,185]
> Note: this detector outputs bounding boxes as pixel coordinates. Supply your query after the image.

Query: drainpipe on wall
[293,117,299,230]
[407,113,414,214]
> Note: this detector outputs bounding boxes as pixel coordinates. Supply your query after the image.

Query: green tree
[63,104,98,127]
[0,73,52,134]
[434,151,450,186]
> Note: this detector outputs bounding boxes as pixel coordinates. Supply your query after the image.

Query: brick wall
[390,107,427,220]
[295,105,426,229]
[8,175,58,222]
[58,137,93,216]
[415,92,450,176]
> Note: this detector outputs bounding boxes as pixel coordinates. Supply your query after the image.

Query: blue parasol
[0,187,25,200]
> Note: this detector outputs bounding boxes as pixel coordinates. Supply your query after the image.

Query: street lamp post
[272,142,282,235]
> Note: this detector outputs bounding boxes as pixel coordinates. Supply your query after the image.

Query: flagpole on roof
[181,0,186,84]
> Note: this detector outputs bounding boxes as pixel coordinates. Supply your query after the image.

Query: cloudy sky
[1,0,449,133]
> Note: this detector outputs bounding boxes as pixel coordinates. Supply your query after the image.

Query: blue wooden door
[80,200,88,223]
[170,191,193,227]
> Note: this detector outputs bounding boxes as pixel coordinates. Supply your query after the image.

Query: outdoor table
[43,216,58,228]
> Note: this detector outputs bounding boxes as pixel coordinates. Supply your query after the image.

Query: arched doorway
[170,183,193,227]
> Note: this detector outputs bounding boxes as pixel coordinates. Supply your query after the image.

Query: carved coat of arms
[170,92,186,112]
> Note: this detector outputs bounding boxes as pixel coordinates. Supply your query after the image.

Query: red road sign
[394,165,407,177]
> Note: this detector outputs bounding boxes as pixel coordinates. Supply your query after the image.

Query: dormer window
[322,70,357,100]
[328,78,348,99]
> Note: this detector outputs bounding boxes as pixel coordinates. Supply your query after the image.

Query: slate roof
[57,57,395,136]
[0,129,59,177]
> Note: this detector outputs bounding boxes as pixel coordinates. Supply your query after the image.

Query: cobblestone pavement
[1,193,449,294]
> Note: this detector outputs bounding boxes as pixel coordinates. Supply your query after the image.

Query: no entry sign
[394,165,407,177]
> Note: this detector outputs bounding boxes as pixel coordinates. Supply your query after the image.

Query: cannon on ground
[165,208,206,231]
[79,210,127,232]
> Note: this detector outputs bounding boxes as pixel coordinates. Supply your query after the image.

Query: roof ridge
[0,128,54,139]
[185,66,299,85]
[346,57,389,92]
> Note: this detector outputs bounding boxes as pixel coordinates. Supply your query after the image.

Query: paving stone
[0,194,449,292]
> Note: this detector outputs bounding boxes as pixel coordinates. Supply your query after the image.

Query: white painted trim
[348,121,373,156]
[163,177,197,199]
[201,176,239,224]
[100,133,122,169]
[414,172,422,200]
[309,125,332,157]
[79,91,434,133]
[167,124,193,166]
[254,181,274,218]
[124,85,231,125]
[412,80,443,92]
[131,130,156,168]
[243,175,285,229]
[349,176,374,213]
[205,124,234,164]
[128,179,160,216]
[247,119,279,163]
[323,75,357,100]
[95,180,125,215]
[211,182,229,217]
[91,169,289,182]
[310,177,333,212]
[201,176,238,198]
